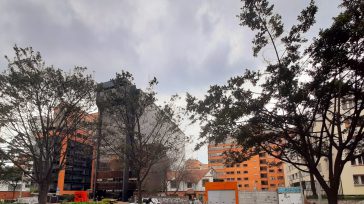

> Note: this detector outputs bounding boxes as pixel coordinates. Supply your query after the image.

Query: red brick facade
[0,191,31,200]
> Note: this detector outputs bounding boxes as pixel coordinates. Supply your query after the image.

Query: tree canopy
[0,46,96,204]
[186,1,363,203]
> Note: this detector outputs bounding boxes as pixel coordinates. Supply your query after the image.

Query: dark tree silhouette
[0,46,96,204]
[186,1,363,203]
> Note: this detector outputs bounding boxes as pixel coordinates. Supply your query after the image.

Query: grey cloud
[0,0,343,162]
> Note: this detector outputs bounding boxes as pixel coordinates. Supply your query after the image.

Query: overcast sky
[0,0,342,163]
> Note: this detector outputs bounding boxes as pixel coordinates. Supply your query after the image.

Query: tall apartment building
[48,131,94,195]
[208,141,285,191]
[41,110,96,196]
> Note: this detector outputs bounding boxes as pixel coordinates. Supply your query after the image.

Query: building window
[244,177,249,181]
[187,182,193,188]
[208,152,222,157]
[243,164,248,167]
[260,159,267,164]
[238,184,242,187]
[343,100,354,110]
[278,169,283,173]
[269,169,275,173]
[237,171,241,174]
[270,176,276,180]
[243,171,248,174]
[210,159,223,164]
[353,175,364,185]
[213,165,224,169]
[261,181,268,185]
[261,174,268,178]
[260,166,267,171]
[237,178,242,181]
[244,184,249,187]
[202,179,209,187]
[236,164,240,167]
[259,153,266,157]
[170,180,177,188]
[351,156,364,165]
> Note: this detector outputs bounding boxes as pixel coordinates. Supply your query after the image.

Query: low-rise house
[166,168,216,201]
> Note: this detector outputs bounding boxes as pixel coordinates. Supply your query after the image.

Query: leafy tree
[96,72,185,203]
[0,46,96,204]
[186,1,363,203]
[0,166,23,199]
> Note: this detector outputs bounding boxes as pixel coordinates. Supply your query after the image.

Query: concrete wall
[341,162,364,195]
[153,197,189,204]
[238,191,278,204]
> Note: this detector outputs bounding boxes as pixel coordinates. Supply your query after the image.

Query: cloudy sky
[0,0,342,163]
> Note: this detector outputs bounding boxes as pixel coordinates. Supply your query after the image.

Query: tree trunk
[137,180,142,204]
[12,186,16,200]
[309,172,318,198]
[122,153,130,202]
[326,190,338,204]
[93,108,103,201]
[38,182,49,204]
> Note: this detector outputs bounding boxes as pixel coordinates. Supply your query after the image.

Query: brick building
[208,142,285,191]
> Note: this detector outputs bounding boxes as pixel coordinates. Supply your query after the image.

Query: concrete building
[207,139,285,191]
[285,155,364,196]
[284,98,364,196]
[284,161,327,196]
[341,156,364,195]
[95,80,186,200]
